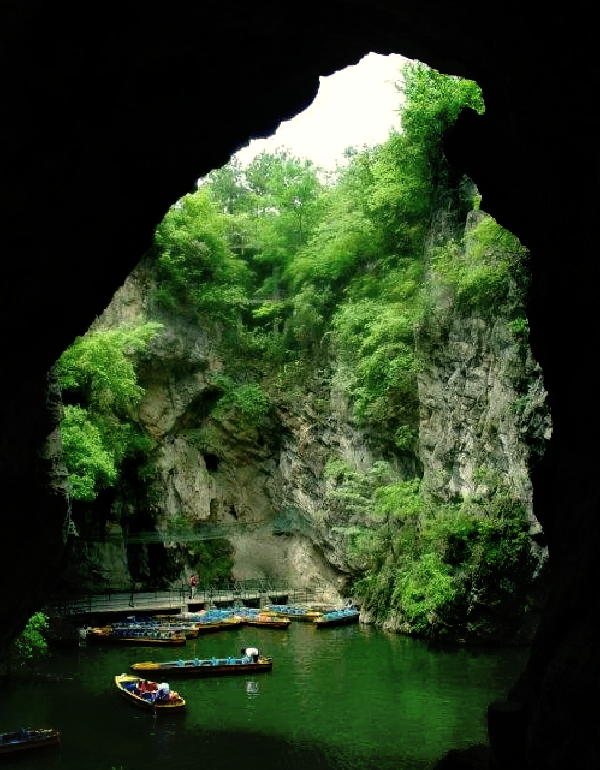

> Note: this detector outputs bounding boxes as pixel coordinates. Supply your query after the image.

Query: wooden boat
[314,609,360,628]
[87,626,186,646]
[266,605,324,622]
[163,622,215,638]
[283,610,322,622]
[193,620,222,634]
[114,674,186,713]
[0,728,60,755]
[244,613,290,629]
[180,624,199,639]
[219,616,245,628]
[166,612,223,633]
[131,655,273,678]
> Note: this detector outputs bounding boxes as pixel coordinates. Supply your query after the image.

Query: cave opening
[46,48,548,651]
[3,43,551,770]
[1,3,597,766]
[204,453,220,472]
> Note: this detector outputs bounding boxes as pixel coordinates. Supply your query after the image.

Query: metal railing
[45,579,327,617]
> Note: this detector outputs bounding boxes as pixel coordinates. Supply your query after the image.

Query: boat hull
[314,613,359,628]
[114,675,186,713]
[87,629,186,646]
[245,620,290,629]
[0,731,60,755]
[273,611,323,622]
[131,658,273,678]
[194,623,222,634]
[219,618,246,629]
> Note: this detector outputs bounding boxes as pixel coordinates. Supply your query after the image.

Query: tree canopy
[57,323,160,501]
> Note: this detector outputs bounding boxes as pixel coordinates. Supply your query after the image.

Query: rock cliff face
[85,260,346,601]
[417,208,551,561]
[79,188,550,644]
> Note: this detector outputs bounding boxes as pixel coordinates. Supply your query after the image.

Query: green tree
[154,189,250,323]
[3,612,49,673]
[57,323,160,501]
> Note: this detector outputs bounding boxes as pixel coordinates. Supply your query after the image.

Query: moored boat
[266,604,324,622]
[245,613,290,629]
[193,620,222,633]
[0,728,60,755]
[131,655,273,678]
[219,616,245,628]
[154,614,222,635]
[87,626,187,645]
[115,674,186,712]
[314,609,360,628]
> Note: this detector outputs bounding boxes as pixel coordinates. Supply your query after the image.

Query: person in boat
[157,682,170,701]
[241,646,260,663]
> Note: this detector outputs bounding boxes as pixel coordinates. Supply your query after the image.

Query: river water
[1,622,528,769]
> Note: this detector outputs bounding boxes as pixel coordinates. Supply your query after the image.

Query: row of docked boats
[265,605,360,627]
[84,604,359,645]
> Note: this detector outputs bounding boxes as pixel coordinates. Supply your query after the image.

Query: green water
[1,623,528,769]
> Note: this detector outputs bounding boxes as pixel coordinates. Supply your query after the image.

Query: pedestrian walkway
[45,581,325,617]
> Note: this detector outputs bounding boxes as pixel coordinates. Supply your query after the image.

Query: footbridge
[78,510,314,545]
[45,579,330,619]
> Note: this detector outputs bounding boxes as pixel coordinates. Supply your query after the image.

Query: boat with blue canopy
[313,608,360,628]
[131,652,273,678]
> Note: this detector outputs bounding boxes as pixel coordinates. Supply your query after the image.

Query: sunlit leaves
[154,189,250,321]
[57,324,160,414]
[57,324,160,500]
[60,405,117,500]
[399,62,484,148]
[4,612,49,672]
[429,216,528,313]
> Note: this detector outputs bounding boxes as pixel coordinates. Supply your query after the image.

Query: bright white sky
[232,52,408,172]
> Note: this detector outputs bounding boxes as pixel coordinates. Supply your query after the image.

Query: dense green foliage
[2,612,49,673]
[345,472,535,636]
[154,190,249,324]
[430,216,528,314]
[58,61,536,635]
[57,324,161,500]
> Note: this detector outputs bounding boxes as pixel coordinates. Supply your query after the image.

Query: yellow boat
[220,616,245,629]
[245,613,291,629]
[114,674,186,713]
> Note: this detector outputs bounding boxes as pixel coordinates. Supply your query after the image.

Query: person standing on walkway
[189,574,198,600]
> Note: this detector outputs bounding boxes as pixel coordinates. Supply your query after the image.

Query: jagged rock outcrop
[417,209,551,551]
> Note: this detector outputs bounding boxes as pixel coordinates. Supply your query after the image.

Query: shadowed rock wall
[1,1,598,766]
